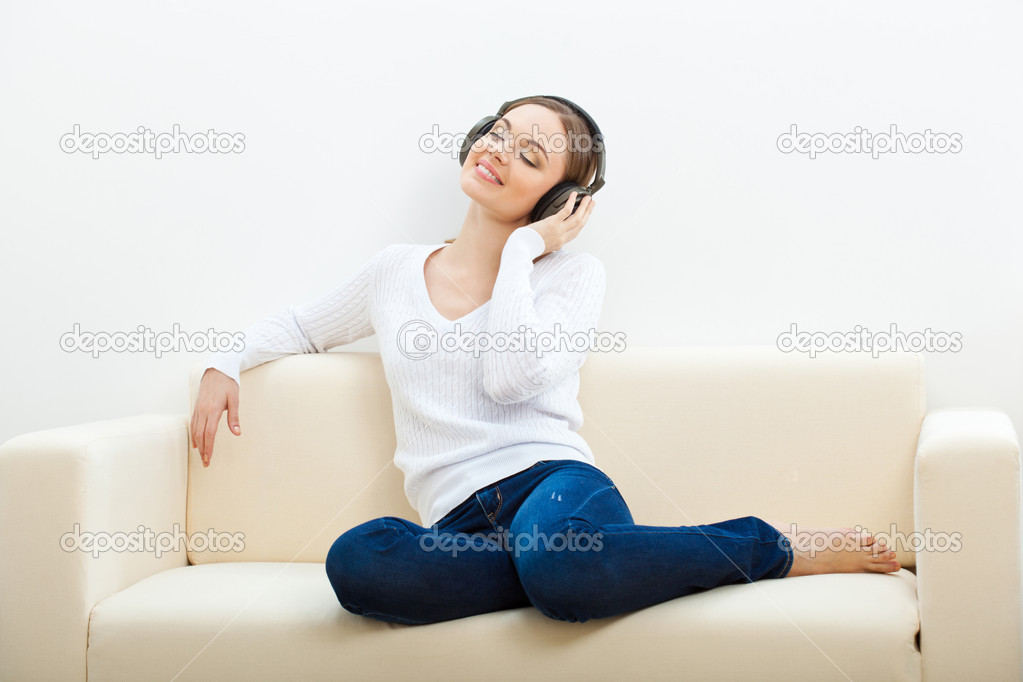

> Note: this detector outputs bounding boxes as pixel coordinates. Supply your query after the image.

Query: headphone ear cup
[531,183,589,223]
[459,115,498,167]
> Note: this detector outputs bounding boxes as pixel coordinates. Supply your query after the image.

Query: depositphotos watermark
[59,124,246,159]
[60,322,245,358]
[396,320,627,360]
[60,523,246,559]
[419,123,603,161]
[419,523,604,558]
[777,123,962,159]
[777,323,962,358]
[777,523,962,557]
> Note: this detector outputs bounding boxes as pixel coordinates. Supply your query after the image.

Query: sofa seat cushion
[87,562,920,681]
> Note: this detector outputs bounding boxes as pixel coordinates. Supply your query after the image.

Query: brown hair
[444,96,601,243]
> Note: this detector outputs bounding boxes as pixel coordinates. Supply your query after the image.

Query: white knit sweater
[203,226,607,527]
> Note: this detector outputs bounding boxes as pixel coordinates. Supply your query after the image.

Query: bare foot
[769,521,901,576]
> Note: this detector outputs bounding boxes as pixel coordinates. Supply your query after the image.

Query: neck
[441,202,533,275]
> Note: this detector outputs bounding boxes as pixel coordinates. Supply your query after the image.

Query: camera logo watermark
[419,123,603,160]
[777,523,962,557]
[396,320,627,360]
[60,322,245,359]
[60,124,246,160]
[777,323,962,358]
[777,123,962,159]
[60,523,245,559]
[418,523,603,558]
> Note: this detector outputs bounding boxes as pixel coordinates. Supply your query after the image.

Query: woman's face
[460,103,569,224]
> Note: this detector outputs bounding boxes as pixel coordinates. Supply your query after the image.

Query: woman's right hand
[190,368,241,467]
[527,190,596,256]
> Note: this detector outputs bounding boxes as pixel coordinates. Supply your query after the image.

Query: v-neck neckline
[417,244,492,325]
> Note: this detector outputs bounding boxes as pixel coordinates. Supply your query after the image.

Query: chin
[458,170,479,199]
[459,170,534,223]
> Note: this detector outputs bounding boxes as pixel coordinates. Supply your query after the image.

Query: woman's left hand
[529,191,596,256]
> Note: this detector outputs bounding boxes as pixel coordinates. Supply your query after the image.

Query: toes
[865,538,889,554]
[838,528,875,547]
[867,549,899,569]
[871,559,900,573]
[863,548,899,572]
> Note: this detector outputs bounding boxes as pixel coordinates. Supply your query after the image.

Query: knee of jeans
[325,517,404,612]
[512,539,602,623]
[325,530,362,611]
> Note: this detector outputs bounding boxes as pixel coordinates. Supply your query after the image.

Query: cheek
[521,172,554,195]
[515,182,546,204]
[530,177,560,201]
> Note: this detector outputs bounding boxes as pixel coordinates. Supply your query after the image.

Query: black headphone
[458,95,606,223]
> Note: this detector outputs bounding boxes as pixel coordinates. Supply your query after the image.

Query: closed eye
[487,131,537,168]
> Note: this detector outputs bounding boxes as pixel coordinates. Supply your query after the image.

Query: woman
[191,95,900,626]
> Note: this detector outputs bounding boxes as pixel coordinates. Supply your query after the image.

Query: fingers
[559,191,578,217]
[193,406,218,466]
[226,388,241,436]
[562,192,596,240]
[193,414,203,462]
[537,191,596,253]
[191,410,207,459]
[197,414,207,464]
[202,417,218,467]
[585,193,596,218]
[560,191,596,223]
[192,369,237,468]
[577,194,595,225]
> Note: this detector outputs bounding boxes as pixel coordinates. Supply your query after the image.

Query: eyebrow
[494,117,549,163]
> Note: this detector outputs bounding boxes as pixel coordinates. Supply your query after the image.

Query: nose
[484,128,510,164]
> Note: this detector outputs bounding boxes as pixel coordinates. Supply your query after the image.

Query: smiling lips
[475,160,503,185]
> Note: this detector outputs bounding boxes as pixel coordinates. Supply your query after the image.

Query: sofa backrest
[186,347,925,567]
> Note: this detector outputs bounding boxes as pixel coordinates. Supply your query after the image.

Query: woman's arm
[192,245,394,464]
[482,226,606,404]
[203,244,393,386]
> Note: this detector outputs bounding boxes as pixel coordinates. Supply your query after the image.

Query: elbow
[483,376,529,405]
[484,354,585,404]
[483,367,548,405]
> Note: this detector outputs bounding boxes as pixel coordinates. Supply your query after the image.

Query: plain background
[1,1,1020,449]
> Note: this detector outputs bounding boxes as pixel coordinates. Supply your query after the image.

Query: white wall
[1,0,1020,446]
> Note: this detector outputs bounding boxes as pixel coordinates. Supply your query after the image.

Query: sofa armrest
[0,414,189,682]
[915,407,1021,682]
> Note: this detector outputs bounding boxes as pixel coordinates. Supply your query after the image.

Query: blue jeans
[325,459,794,625]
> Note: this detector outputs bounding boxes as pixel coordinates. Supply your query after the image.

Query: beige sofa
[1,347,1020,681]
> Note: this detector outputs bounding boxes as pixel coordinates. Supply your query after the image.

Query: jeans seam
[359,608,432,626]
[570,484,618,521]
[486,487,503,532]
[774,536,795,579]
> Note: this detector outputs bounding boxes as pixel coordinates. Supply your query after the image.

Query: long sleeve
[196,236,603,528]
[202,246,390,385]
[482,226,606,404]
